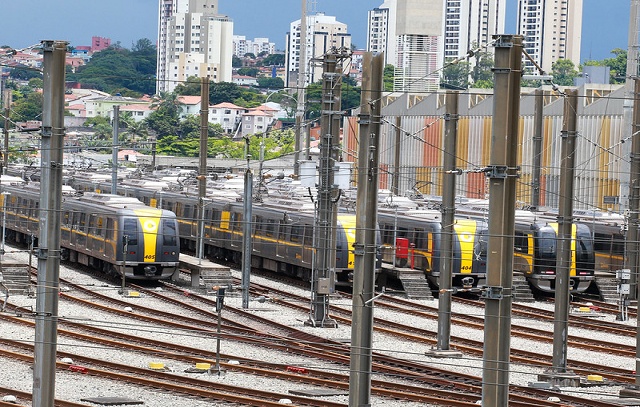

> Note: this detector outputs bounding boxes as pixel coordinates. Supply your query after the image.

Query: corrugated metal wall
[342,84,627,211]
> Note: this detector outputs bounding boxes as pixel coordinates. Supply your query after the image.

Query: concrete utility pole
[33,39,67,407]
[392,116,401,195]
[111,105,119,194]
[431,91,462,357]
[197,77,209,263]
[531,88,544,210]
[349,52,383,406]
[481,34,522,406]
[241,168,253,309]
[626,0,640,296]
[3,89,11,173]
[540,89,581,386]
[293,0,308,175]
[308,49,349,328]
[628,79,640,388]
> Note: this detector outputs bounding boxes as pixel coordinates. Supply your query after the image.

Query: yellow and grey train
[1,183,180,280]
[67,178,359,284]
[377,209,489,290]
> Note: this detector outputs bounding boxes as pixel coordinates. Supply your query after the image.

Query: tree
[256,77,284,89]
[383,64,395,92]
[9,67,42,81]
[173,76,202,96]
[471,46,494,88]
[259,54,285,67]
[442,61,470,89]
[10,92,43,122]
[603,48,627,84]
[232,55,243,68]
[551,59,579,86]
[237,67,259,77]
[67,39,157,96]
[210,82,243,105]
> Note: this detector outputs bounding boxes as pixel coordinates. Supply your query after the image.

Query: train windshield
[536,230,556,259]
[474,229,488,259]
[576,226,595,269]
[162,219,177,247]
[123,218,139,246]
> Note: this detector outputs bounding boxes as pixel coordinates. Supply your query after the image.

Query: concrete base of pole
[538,370,581,387]
[304,318,338,328]
[425,348,463,358]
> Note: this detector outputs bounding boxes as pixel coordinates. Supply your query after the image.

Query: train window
[593,233,612,253]
[212,209,221,222]
[62,211,71,228]
[123,218,138,246]
[381,224,394,244]
[88,214,97,235]
[96,216,104,237]
[290,224,302,243]
[265,219,276,238]
[278,221,288,240]
[106,218,115,240]
[514,232,528,252]
[475,229,488,256]
[414,228,425,248]
[397,227,408,239]
[184,204,193,221]
[612,234,626,255]
[303,226,313,246]
[254,215,264,236]
[79,213,87,229]
[231,212,243,232]
[537,231,556,258]
[162,219,177,246]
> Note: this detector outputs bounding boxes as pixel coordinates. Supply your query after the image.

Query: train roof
[77,192,150,209]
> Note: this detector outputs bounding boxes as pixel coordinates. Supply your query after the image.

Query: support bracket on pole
[481,286,504,300]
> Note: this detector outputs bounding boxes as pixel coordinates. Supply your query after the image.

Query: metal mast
[33,40,67,407]
[294,0,308,174]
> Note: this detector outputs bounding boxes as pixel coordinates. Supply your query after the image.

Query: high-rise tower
[156,0,233,94]
[517,0,583,74]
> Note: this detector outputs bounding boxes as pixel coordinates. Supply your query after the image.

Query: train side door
[122,217,140,262]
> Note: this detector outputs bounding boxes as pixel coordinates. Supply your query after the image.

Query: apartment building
[368,0,505,91]
[517,0,583,74]
[233,36,276,57]
[156,0,233,93]
[285,13,352,87]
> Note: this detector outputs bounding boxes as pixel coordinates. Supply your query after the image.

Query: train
[376,208,489,290]
[66,175,360,284]
[61,170,629,296]
[0,181,180,280]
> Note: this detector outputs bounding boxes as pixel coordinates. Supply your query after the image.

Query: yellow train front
[378,210,488,290]
[512,218,595,293]
[2,184,180,280]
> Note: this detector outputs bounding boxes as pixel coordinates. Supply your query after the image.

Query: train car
[512,214,595,293]
[555,209,626,273]
[454,203,596,293]
[67,176,360,284]
[1,183,180,280]
[377,209,488,289]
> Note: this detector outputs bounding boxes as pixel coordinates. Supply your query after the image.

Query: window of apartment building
[225,110,231,114]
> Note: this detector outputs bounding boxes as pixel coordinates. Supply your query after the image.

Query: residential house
[209,102,246,134]
[232,75,258,86]
[177,95,201,119]
[239,109,275,139]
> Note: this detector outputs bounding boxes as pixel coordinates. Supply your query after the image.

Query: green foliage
[471,47,494,87]
[232,55,243,68]
[210,82,243,105]
[237,67,259,77]
[244,53,256,59]
[10,92,43,122]
[68,39,157,96]
[85,116,111,127]
[442,61,470,89]
[551,59,579,86]
[258,54,285,66]
[383,64,395,92]
[305,77,361,119]
[9,67,41,81]
[256,77,284,89]
[602,48,627,84]
[173,76,202,96]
